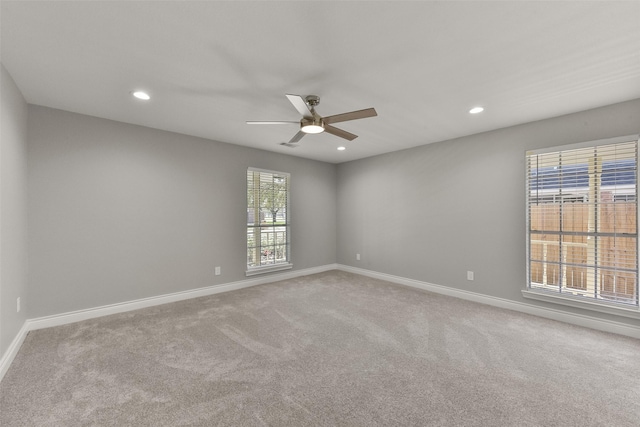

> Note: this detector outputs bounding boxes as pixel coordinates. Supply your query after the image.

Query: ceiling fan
[247,94,377,144]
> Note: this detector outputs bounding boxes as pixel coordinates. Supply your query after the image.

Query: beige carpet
[1,270,639,426]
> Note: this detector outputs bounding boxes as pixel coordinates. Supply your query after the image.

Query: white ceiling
[2,1,639,164]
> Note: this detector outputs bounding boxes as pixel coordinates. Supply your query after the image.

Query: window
[525,135,640,313]
[246,168,292,276]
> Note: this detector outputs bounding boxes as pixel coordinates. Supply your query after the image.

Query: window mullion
[559,152,565,291]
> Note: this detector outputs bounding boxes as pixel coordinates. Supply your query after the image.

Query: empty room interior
[1,1,640,425]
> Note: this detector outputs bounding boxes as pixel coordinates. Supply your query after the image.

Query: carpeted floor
[1,270,639,426]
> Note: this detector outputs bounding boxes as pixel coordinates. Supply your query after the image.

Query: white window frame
[523,135,640,319]
[246,167,292,276]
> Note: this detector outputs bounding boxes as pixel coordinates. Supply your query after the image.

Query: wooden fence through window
[530,199,637,300]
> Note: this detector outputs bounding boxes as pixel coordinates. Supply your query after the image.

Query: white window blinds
[526,136,639,307]
[246,168,291,275]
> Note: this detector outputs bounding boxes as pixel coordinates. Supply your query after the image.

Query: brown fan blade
[324,124,358,141]
[289,130,306,143]
[285,94,314,119]
[323,108,377,125]
[247,121,299,125]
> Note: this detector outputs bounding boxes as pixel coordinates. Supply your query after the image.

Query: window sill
[245,263,293,277]
[522,289,640,320]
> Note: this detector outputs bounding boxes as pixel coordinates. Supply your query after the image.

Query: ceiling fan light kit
[247,94,377,145]
[300,117,324,134]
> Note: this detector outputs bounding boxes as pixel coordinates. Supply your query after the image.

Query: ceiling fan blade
[323,108,377,125]
[285,94,314,119]
[289,130,306,143]
[324,124,358,141]
[247,121,299,125]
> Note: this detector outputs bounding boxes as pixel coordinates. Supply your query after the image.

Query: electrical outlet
[17,297,21,313]
[356,253,361,261]
[215,266,221,276]
[467,271,474,281]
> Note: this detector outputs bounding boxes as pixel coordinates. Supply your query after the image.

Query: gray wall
[27,106,336,318]
[337,98,640,327]
[0,64,29,356]
[5,75,640,356]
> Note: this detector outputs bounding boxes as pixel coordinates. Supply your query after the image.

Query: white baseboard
[337,264,640,340]
[0,322,29,382]
[0,264,337,382]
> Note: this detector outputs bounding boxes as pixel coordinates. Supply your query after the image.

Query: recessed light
[469,106,484,114]
[337,146,346,151]
[132,91,151,100]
